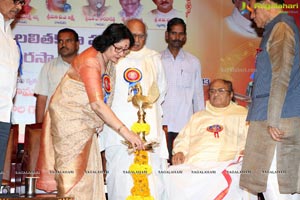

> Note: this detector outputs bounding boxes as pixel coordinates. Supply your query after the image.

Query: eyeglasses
[112,44,130,54]
[13,0,25,6]
[209,88,231,94]
[132,34,146,40]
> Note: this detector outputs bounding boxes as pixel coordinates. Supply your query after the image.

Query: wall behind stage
[185,0,300,103]
[11,0,300,124]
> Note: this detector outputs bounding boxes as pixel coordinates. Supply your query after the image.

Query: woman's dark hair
[92,23,134,53]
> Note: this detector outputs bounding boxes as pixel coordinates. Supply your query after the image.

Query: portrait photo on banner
[15,0,187,29]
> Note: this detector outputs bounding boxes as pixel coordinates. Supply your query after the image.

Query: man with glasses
[100,18,168,200]
[240,0,300,199]
[172,79,247,165]
[0,0,24,187]
[34,28,79,123]
[166,79,253,199]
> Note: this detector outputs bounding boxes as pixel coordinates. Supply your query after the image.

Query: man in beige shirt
[172,79,248,165]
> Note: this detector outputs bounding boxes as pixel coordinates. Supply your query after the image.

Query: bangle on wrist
[117,124,126,133]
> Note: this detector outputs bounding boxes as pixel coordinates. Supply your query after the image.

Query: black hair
[92,23,135,53]
[58,28,79,42]
[166,17,186,34]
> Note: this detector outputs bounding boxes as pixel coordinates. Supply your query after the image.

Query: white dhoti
[100,47,168,200]
[165,157,256,200]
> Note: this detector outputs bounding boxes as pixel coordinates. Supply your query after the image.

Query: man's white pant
[263,149,300,200]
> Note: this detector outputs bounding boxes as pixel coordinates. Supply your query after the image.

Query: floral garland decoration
[131,122,150,135]
[126,122,154,200]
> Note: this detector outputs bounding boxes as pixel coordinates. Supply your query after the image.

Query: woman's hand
[89,101,144,150]
[96,125,103,134]
[122,129,144,151]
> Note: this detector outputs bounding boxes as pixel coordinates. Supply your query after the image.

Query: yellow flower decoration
[131,122,150,135]
[129,163,152,175]
[126,195,155,200]
[127,149,154,199]
[127,121,154,199]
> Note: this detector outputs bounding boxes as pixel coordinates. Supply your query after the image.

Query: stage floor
[0,194,73,200]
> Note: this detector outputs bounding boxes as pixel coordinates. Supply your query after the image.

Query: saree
[36,47,115,200]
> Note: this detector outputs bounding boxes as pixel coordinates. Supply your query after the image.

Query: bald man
[99,19,168,200]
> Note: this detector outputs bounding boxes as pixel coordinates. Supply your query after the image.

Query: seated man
[165,79,256,200]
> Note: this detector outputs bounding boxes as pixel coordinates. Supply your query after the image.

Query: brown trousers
[240,118,300,194]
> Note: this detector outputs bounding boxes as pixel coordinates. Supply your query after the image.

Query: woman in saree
[36,23,144,200]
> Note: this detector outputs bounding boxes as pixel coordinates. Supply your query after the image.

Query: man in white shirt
[100,19,168,200]
[161,17,205,164]
[0,0,24,186]
[34,28,79,123]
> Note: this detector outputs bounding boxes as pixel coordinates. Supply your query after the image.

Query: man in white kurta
[0,1,23,185]
[166,79,256,200]
[100,19,168,200]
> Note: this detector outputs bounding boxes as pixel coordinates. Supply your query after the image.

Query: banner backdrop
[11,0,187,124]
[15,0,186,29]
[12,26,97,123]
[11,0,300,124]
